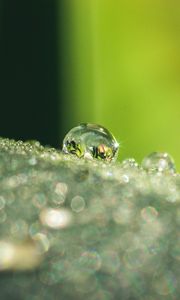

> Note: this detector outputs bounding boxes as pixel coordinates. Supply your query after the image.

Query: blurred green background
[0,0,180,168]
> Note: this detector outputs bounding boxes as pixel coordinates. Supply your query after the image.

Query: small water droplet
[121,174,129,183]
[32,233,50,254]
[39,208,72,229]
[71,195,85,213]
[141,206,159,222]
[25,140,41,149]
[141,152,176,174]
[28,157,37,166]
[62,123,119,162]
[122,158,139,169]
[78,250,102,272]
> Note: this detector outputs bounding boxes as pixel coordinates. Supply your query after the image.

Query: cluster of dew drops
[54,124,180,299]
[62,123,176,174]
[0,124,179,300]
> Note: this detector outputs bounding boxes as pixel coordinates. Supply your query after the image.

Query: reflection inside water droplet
[62,123,119,162]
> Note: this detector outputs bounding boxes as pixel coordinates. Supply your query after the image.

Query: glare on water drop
[62,123,119,162]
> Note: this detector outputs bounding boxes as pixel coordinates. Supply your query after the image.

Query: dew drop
[32,233,50,254]
[141,206,159,223]
[78,250,102,272]
[39,208,72,229]
[62,123,119,162]
[25,140,41,149]
[71,195,85,213]
[54,182,68,197]
[141,152,176,174]
[52,182,68,205]
[28,157,37,166]
[121,158,139,169]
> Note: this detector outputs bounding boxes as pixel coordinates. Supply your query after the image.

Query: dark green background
[0,0,62,147]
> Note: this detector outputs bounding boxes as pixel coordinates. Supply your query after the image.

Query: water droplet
[32,233,50,254]
[71,195,85,213]
[121,174,129,183]
[141,152,176,173]
[39,208,72,229]
[78,250,102,272]
[62,123,119,162]
[52,182,68,205]
[122,158,139,169]
[141,206,159,223]
[25,140,42,149]
[54,182,68,197]
[28,157,37,166]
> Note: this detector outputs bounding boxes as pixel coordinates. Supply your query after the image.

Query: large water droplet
[62,123,119,162]
[141,152,176,174]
